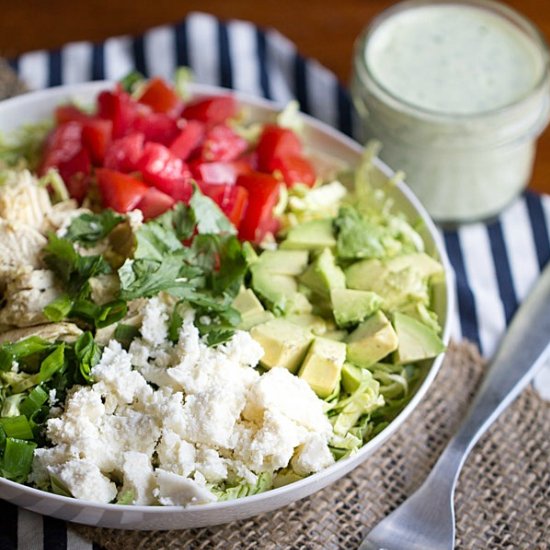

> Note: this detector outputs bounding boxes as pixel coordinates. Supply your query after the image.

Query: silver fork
[360,261,550,550]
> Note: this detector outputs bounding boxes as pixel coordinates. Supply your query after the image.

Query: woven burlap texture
[73,341,549,549]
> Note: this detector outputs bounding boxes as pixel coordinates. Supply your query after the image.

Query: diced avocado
[238,311,275,331]
[256,250,309,276]
[323,330,348,342]
[399,301,441,334]
[251,267,298,311]
[285,292,313,315]
[242,241,259,265]
[330,288,383,328]
[232,288,274,330]
[285,313,327,335]
[345,258,429,310]
[341,362,363,394]
[346,311,398,368]
[345,258,387,291]
[250,319,313,373]
[298,337,346,398]
[299,248,346,299]
[233,288,264,316]
[393,312,445,364]
[280,219,336,251]
[346,253,443,290]
[386,253,444,279]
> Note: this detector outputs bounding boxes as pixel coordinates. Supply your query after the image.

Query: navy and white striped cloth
[2,11,550,549]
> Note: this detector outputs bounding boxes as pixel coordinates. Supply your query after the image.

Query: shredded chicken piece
[0,269,62,327]
[42,199,91,235]
[0,170,52,229]
[0,219,46,278]
[0,322,83,344]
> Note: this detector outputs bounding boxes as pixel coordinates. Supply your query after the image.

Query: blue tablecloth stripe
[526,192,550,270]
[487,220,519,324]
[2,11,549,548]
[90,44,105,82]
[444,230,483,349]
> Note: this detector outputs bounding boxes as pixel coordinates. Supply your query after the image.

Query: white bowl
[0,82,454,530]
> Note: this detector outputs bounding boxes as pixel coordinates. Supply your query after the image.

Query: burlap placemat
[70,342,549,549]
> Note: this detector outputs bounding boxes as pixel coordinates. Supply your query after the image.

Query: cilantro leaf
[64,211,125,247]
[43,233,111,297]
[171,202,196,240]
[190,190,236,235]
[213,235,248,296]
[134,216,184,261]
[114,188,245,345]
[118,255,202,301]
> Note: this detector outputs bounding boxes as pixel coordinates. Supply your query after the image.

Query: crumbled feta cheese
[291,433,335,476]
[33,298,335,505]
[140,297,169,347]
[98,410,161,472]
[154,469,216,506]
[235,410,309,472]
[46,387,104,444]
[120,452,155,505]
[194,447,227,483]
[92,340,151,406]
[48,389,57,407]
[126,209,144,232]
[48,459,117,504]
[156,430,196,477]
[243,367,332,435]
[219,330,265,367]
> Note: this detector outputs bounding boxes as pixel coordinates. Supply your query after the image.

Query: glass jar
[351,0,550,224]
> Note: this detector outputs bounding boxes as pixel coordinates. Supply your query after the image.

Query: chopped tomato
[97,89,143,139]
[82,119,112,165]
[200,183,249,228]
[104,133,145,173]
[137,77,182,115]
[132,112,180,146]
[166,180,193,203]
[182,96,237,127]
[40,122,83,172]
[236,172,281,243]
[136,187,175,219]
[57,149,92,203]
[39,122,92,202]
[272,154,316,187]
[169,120,205,161]
[136,142,191,197]
[200,125,248,162]
[55,105,91,124]
[191,160,251,185]
[256,125,303,173]
[96,168,149,213]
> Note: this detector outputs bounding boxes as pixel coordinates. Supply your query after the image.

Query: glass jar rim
[355,0,550,122]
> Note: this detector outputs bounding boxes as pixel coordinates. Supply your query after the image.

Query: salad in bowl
[0,74,451,526]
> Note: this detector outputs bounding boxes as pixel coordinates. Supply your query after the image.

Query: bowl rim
[0,80,455,514]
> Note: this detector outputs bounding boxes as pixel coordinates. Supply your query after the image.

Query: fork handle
[429,262,550,488]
